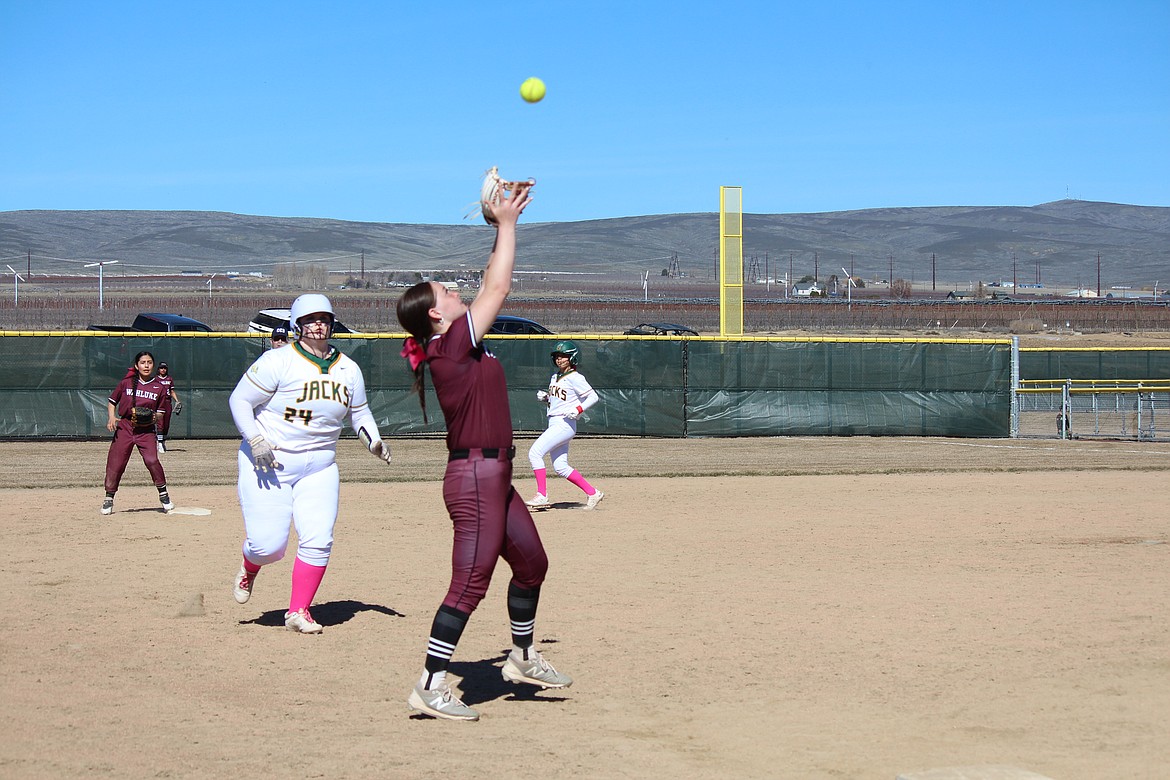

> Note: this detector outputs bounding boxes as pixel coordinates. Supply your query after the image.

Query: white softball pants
[237,446,339,568]
[527,415,578,477]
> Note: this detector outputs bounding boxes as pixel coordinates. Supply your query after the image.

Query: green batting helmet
[550,340,580,367]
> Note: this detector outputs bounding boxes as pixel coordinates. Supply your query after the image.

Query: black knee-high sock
[424,604,469,687]
[508,582,541,656]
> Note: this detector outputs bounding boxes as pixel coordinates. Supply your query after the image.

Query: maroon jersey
[426,312,513,451]
[157,375,175,408]
[108,374,167,423]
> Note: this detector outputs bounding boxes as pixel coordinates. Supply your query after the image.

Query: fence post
[1010,336,1020,438]
[1058,380,1072,439]
[681,340,689,438]
[1137,383,1145,441]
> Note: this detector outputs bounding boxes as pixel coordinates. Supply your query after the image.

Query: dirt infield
[3,437,1168,779]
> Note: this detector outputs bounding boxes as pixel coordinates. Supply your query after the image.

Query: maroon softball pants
[440,449,548,614]
[104,420,167,493]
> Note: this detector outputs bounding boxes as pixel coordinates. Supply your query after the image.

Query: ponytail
[399,336,430,424]
[396,283,438,424]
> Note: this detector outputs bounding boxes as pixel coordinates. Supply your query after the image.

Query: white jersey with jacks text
[545,369,597,419]
[229,342,378,453]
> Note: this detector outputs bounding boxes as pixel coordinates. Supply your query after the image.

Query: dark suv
[488,315,554,335]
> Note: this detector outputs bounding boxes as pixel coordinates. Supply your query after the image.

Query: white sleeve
[573,373,600,412]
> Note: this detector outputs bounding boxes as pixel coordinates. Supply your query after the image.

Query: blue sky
[1,1,1167,225]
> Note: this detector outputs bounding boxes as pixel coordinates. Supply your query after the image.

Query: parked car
[247,308,359,335]
[89,312,214,333]
[622,322,699,336]
[488,315,554,335]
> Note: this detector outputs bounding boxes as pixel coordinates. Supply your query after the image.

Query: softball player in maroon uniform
[396,182,572,721]
[153,362,182,453]
[100,351,175,515]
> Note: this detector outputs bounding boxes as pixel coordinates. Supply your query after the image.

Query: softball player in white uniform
[526,340,604,510]
[227,294,391,634]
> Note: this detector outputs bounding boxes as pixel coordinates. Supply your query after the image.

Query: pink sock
[242,557,261,575]
[534,468,547,496]
[566,469,596,496]
[289,558,327,613]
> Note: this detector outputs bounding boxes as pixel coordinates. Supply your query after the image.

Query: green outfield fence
[1,332,1168,440]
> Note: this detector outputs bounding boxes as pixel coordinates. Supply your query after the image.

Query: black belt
[448,446,515,462]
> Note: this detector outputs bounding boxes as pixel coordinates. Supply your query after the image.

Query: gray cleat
[408,681,480,721]
[501,648,573,689]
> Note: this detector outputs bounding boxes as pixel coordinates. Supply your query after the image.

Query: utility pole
[888,254,894,288]
[1012,253,1018,291]
[361,251,365,281]
[932,253,937,291]
[1097,252,1101,297]
[814,252,819,284]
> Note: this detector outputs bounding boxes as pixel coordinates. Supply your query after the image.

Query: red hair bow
[400,338,427,370]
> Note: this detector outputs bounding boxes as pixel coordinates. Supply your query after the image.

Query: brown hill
[1,199,1167,289]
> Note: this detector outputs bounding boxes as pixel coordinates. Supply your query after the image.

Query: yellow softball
[520,77,546,103]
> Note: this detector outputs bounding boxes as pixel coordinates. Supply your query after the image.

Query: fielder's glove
[129,406,156,427]
[358,427,392,464]
[473,166,535,225]
[536,390,549,404]
[173,402,183,416]
[247,434,279,471]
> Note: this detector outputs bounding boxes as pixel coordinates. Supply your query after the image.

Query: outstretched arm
[468,184,532,343]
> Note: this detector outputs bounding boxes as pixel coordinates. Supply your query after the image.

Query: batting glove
[536,390,549,403]
[369,439,392,464]
[248,435,279,470]
[173,402,183,416]
[564,406,583,420]
[358,426,392,465]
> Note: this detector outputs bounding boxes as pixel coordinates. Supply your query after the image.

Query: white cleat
[584,490,605,510]
[100,497,114,515]
[233,565,255,604]
[525,493,550,509]
[284,608,323,634]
